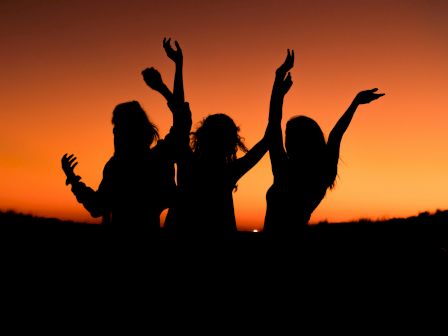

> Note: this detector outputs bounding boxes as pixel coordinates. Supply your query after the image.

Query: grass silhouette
[1,208,447,258]
[0,209,446,304]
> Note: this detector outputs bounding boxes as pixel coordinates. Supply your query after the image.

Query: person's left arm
[163,37,184,105]
[230,51,294,183]
[327,88,385,172]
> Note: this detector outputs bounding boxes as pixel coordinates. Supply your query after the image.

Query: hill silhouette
[1,209,447,259]
[1,209,446,307]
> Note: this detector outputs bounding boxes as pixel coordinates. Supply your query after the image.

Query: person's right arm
[327,88,385,174]
[141,66,191,141]
[141,65,192,186]
[229,50,294,183]
[142,38,188,130]
[141,67,174,103]
[163,37,185,105]
[268,49,294,180]
[61,153,108,218]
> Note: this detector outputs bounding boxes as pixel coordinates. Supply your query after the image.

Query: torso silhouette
[72,140,175,233]
[262,50,384,241]
[165,154,239,239]
[264,159,333,237]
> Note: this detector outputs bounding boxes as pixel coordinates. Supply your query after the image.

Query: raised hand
[278,72,293,95]
[61,153,80,185]
[354,88,385,105]
[141,67,164,91]
[274,50,294,96]
[163,37,183,64]
[276,49,294,77]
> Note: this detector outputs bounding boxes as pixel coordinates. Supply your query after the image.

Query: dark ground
[1,210,447,325]
[1,209,447,270]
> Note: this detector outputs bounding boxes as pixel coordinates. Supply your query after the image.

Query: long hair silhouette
[145,38,275,241]
[192,113,248,165]
[112,101,159,157]
[164,108,268,240]
[61,100,177,235]
[264,49,385,239]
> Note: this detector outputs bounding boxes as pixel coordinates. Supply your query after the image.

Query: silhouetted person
[141,38,190,241]
[263,49,385,240]
[167,110,271,241]
[61,99,178,236]
[147,43,293,242]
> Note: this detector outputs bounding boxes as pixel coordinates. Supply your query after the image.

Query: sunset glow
[1,0,448,231]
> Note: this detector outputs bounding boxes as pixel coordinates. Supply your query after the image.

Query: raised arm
[229,136,268,184]
[142,67,174,103]
[231,50,294,183]
[61,153,81,186]
[327,88,385,167]
[162,38,190,135]
[142,38,189,133]
[141,66,191,135]
[142,66,192,186]
[61,153,108,218]
[268,49,294,178]
[163,37,184,104]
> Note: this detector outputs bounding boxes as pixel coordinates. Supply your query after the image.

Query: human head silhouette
[192,113,248,163]
[285,115,326,163]
[112,101,159,157]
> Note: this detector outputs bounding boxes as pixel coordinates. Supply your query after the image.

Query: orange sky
[1,0,448,231]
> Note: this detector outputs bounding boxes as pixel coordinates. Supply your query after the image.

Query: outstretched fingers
[356,88,385,104]
[68,156,78,168]
[65,154,77,168]
[62,153,73,164]
[285,49,294,68]
[163,37,182,63]
[163,37,174,54]
[163,37,171,48]
[277,48,295,77]
[174,40,181,52]
[61,153,78,174]
[288,49,294,64]
[370,88,385,100]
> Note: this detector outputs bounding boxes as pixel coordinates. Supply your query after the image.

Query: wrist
[66,175,81,186]
[351,99,360,107]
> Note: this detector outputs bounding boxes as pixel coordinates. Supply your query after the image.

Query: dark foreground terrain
[1,209,447,268]
[1,210,447,324]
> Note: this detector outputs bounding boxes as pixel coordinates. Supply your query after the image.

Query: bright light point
[252,229,259,233]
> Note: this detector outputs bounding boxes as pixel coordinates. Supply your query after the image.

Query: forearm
[233,136,269,181]
[269,94,284,124]
[249,136,269,162]
[173,62,184,104]
[267,73,288,173]
[268,124,286,175]
[70,180,106,218]
[156,84,182,126]
[269,75,286,124]
[156,83,174,103]
[329,100,359,144]
[172,62,188,136]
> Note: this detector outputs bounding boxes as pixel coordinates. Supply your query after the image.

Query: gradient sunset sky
[1,0,447,231]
